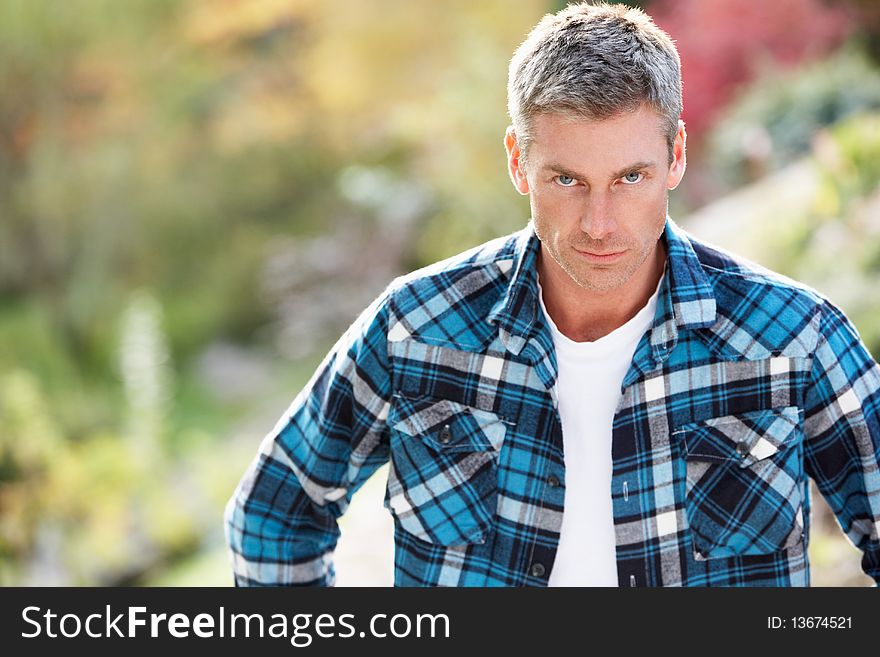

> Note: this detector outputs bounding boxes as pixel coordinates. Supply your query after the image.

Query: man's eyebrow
[609,160,657,180]
[543,160,658,181]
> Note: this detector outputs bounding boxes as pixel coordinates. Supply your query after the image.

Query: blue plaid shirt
[225,217,880,586]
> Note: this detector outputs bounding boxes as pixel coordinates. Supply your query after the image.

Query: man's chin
[567,269,632,294]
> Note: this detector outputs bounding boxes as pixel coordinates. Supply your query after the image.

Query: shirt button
[530,562,546,577]
[547,475,560,488]
[736,442,749,458]
[439,424,452,444]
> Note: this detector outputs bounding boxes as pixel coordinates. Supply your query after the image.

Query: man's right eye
[555,175,577,187]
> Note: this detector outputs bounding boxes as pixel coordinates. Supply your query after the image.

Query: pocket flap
[389,394,506,453]
[674,406,802,468]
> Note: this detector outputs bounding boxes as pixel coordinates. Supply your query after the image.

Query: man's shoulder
[388,227,521,302]
[380,227,525,347]
[688,232,823,306]
[685,231,833,355]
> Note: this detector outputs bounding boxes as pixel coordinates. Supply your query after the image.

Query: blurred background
[1,0,879,587]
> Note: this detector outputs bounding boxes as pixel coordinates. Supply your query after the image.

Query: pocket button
[736,442,749,458]
[439,424,453,444]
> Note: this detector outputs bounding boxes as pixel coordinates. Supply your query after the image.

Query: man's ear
[666,119,687,191]
[505,126,530,195]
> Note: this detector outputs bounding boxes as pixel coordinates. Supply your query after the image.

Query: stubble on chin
[535,215,666,294]
[564,258,635,293]
[557,235,662,294]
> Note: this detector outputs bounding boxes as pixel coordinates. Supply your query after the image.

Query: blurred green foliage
[788,113,880,354]
[818,113,880,210]
[707,46,880,190]
[0,0,546,584]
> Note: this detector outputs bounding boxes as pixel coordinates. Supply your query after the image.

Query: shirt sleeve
[223,281,397,586]
[803,300,880,585]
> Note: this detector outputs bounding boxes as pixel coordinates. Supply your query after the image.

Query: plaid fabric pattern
[225,217,880,586]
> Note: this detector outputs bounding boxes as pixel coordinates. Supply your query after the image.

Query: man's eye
[555,175,577,187]
[621,171,643,184]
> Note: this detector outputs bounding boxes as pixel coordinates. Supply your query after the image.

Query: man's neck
[538,240,667,343]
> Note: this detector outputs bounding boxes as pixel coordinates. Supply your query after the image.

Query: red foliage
[648,0,854,136]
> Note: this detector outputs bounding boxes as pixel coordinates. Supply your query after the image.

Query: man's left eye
[621,171,643,184]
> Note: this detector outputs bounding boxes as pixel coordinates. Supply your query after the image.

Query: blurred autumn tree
[652,0,853,138]
[0,0,547,584]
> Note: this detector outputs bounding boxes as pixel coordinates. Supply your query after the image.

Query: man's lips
[573,248,627,262]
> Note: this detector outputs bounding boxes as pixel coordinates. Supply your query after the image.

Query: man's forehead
[528,108,668,169]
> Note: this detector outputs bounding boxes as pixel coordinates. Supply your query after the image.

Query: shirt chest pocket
[673,406,805,560]
[384,393,507,546]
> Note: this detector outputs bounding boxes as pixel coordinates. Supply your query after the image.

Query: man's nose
[579,192,617,240]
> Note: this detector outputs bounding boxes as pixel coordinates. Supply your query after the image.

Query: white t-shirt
[538,271,663,587]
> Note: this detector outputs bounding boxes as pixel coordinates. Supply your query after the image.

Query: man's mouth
[573,248,626,263]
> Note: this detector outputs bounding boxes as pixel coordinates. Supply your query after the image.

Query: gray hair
[507,1,683,164]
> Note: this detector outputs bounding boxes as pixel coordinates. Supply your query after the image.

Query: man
[225,2,880,586]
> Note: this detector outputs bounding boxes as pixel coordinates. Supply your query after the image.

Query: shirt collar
[486,220,543,356]
[487,216,717,358]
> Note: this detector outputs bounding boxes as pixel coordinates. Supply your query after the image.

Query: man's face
[505,105,686,294]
